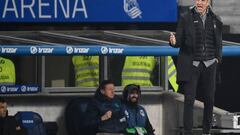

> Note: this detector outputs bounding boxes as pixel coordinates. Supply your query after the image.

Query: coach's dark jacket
[170,7,223,83]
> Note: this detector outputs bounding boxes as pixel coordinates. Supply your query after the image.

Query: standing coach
[169,0,222,134]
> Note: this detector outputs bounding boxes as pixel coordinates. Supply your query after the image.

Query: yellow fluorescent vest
[122,56,155,86]
[0,57,16,85]
[168,56,178,92]
[72,56,99,87]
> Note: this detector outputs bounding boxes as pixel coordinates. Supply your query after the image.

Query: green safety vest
[0,57,16,85]
[122,56,155,86]
[72,56,99,87]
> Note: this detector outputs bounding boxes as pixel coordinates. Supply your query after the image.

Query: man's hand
[101,111,112,121]
[16,126,21,131]
[169,32,176,45]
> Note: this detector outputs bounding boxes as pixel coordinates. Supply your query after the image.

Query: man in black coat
[86,80,126,134]
[0,97,27,135]
[169,0,222,134]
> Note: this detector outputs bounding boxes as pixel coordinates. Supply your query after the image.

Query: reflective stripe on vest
[72,56,99,87]
[122,56,155,86]
[0,57,15,85]
[168,56,179,92]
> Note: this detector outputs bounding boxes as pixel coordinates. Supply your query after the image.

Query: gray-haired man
[169,0,223,134]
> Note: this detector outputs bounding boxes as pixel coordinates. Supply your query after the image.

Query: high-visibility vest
[0,57,16,85]
[168,56,179,92]
[122,56,155,86]
[72,56,99,87]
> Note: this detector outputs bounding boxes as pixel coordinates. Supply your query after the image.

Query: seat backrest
[15,111,47,135]
[65,98,93,135]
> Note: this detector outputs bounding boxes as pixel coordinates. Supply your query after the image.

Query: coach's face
[195,0,209,15]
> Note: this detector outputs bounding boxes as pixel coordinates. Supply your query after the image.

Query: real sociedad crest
[124,0,142,19]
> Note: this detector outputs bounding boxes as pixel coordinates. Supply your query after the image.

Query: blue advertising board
[0,0,177,22]
[0,45,179,56]
[1,45,240,56]
[0,85,40,94]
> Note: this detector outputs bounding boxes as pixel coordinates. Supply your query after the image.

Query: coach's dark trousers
[183,62,217,135]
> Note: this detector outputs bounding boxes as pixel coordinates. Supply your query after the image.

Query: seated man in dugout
[86,80,127,135]
[0,97,27,135]
[122,84,155,135]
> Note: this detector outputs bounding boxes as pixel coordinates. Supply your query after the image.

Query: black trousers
[182,62,217,135]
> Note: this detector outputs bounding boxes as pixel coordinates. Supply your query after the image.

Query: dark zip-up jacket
[86,91,127,134]
[122,104,155,135]
[0,115,27,135]
[170,7,223,83]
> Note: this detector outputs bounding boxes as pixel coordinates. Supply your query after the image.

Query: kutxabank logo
[1,86,7,93]
[101,46,108,54]
[30,46,38,54]
[21,85,27,92]
[66,46,74,54]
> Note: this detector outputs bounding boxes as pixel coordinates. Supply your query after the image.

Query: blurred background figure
[0,57,16,85]
[72,56,99,87]
[122,56,155,87]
